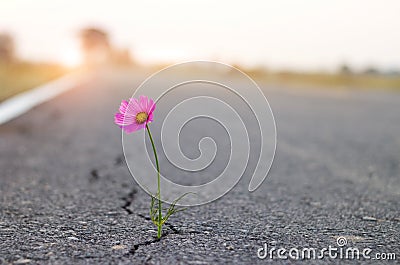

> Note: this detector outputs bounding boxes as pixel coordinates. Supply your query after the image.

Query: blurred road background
[1,68,399,264]
[0,1,399,264]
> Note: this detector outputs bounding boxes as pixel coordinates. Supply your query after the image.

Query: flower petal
[114,112,135,126]
[139,95,149,112]
[114,96,156,132]
[120,122,140,133]
[127,98,142,114]
[147,112,154,123]
[148,98,156,114]
[119,100,129,114]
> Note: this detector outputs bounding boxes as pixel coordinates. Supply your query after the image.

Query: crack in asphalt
[89,169,99,182]
[126,213,181,256]
[114,154,125,166]
[137,213,179,234]
[165,222,180,234]
[128,214,204,257]
[88,153,125,183]
[116,170,204,257]
[87,154,203,258]
[121,189,137,215]
[127,237,161,257]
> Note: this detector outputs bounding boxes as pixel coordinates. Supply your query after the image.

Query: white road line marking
[0,72,83,125]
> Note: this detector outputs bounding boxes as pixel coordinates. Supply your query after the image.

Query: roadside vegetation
[244,67,400,91]
[0,62,67,102]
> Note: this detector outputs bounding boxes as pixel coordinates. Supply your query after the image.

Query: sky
[1,0,399,71]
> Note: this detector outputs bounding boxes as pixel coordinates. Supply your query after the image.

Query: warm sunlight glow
[135,48,193,65]
[60,49,82,68]
[1,0,400,70]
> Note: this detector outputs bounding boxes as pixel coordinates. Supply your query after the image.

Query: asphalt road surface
[1,68,399,264]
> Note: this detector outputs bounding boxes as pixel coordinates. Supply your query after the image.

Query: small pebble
[111,245,126,250]
[14,259,31,264]
[310,201,321,207]
[362,216,377,222]
[226,245,234,250]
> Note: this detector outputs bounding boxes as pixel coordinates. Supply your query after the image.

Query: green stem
[146,124,162,238]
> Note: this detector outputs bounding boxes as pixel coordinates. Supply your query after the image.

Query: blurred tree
[79,27,134,67]
[339,63,353,75]
[363,66,380,75]
[80,28,111,66]
[0,33,15,63]
[111,48,133,66]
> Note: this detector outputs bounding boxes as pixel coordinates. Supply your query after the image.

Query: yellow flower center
[135,112,148,124]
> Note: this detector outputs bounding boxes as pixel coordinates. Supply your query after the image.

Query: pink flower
[114,95,156,133]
